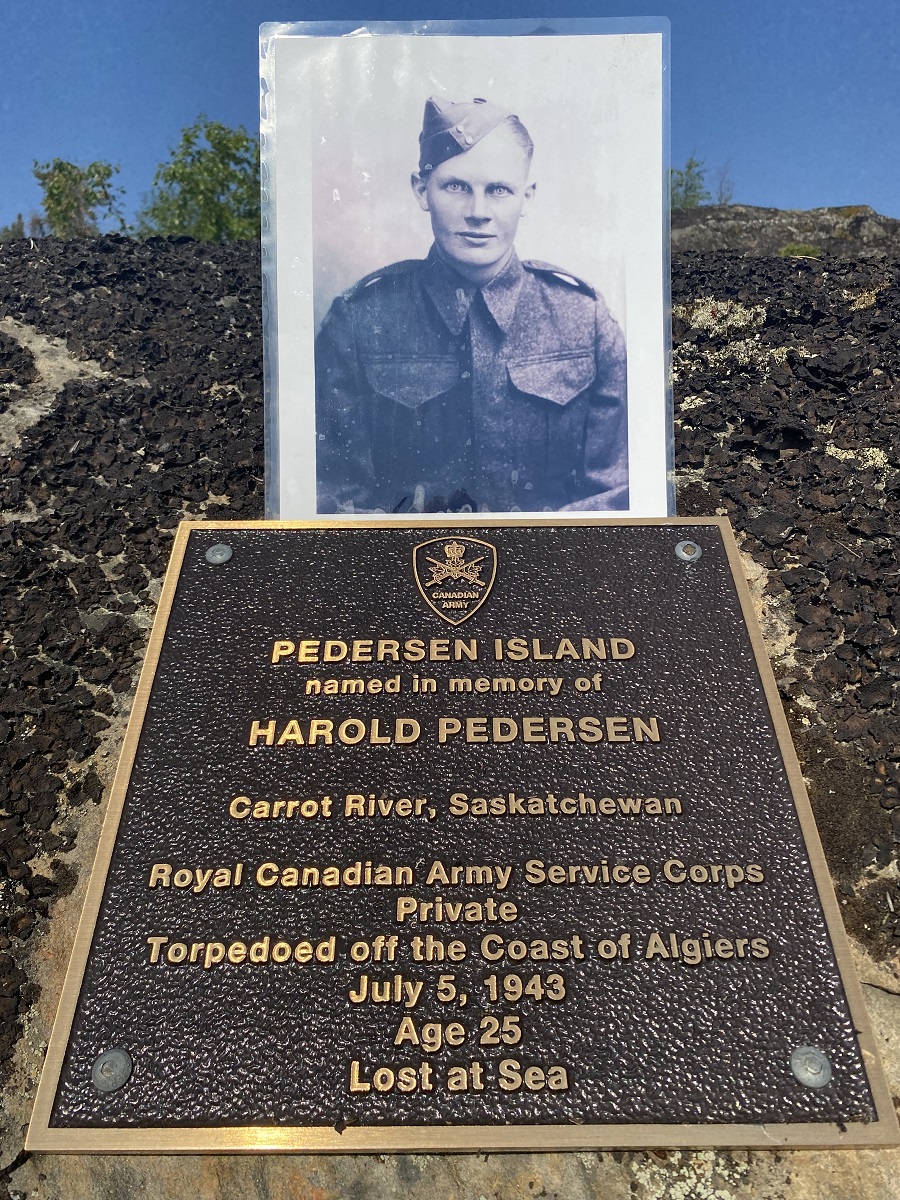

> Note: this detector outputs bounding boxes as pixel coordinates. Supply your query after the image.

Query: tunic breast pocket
[362,357,470,485]
[363,358,461,409]
[504,352,597,500]
[506,351,596,406]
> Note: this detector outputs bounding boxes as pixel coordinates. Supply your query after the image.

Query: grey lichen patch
[205,381,247,401]
[674,298,767,337]
[0,317,108,455]
[843,285,884,311]
[677,341,795,379]
[705,337,765,370]
[629,1149,751,1200]
[737,547,798,671]
[825,442,892,485]
[672,297,800,385]
[673,297,773,385]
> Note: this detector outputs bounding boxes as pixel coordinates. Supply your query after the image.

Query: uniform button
[455,124,464,132]
[465,136,474,145]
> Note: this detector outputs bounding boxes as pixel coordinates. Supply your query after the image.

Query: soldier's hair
[503,116,534,163]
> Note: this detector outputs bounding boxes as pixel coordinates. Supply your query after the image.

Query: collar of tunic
[420,246,526,337]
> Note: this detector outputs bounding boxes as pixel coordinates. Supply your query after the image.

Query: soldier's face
[412,127,535,282]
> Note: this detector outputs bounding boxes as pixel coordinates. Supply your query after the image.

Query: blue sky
[2,0,898,227]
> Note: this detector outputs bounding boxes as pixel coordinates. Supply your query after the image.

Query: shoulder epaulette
[344,260,423,298]
[523,260,597,298]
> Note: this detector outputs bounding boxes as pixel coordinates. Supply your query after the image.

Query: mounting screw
[205,543,233,564]
[92,1047,133,1093]
[790,1045,832,1088]
[675,540,702,562]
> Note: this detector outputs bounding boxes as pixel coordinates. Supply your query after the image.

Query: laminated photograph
[260,19,672,519]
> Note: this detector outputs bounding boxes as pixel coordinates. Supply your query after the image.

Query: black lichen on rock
[0,235,897,1102]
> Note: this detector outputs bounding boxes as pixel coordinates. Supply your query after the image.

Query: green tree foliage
[136,116,260,241]
[671,156,712,209]
[0,214,25,241]
[32,159,125,237]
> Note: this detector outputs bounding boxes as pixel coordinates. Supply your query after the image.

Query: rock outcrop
[0,236,898,1198]
[672,203,900,258]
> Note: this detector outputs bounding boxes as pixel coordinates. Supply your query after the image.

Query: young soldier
[315,96,628,514]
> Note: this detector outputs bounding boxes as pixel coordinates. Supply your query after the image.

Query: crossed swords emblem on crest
[412,535,498,624]
[424,541,486,588]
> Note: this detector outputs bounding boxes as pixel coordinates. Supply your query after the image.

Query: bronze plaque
[28,519,898,1152]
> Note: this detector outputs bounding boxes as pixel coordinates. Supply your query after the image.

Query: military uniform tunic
[315,247,628,513]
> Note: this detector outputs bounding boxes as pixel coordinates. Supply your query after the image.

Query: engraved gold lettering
[548,717,575,741]
[394,1017,466,1051]
[276,720,304,745]
[409,935,469,962]
[634,717,661,742]
[398,896,518,924]
[204,943,225,968]
[424,861,513,890]
[248,719,276,746]
[154,935,337,969]
[662,859,764,888]
[146,936,168,963]
[522,717,546,743]
[343,793,429,819]
[349,1060,434,1093]
[404,639,426,662]
[492,718,518,742]
[307,719,333,745]
[577,716,604,742]
[554,638,580,659]
[480,934,585,962]
[271,640,295,663]
[438,718,462,742]
[610,638,635,659]
[596,933,633,959]
[499,1059,569,1091]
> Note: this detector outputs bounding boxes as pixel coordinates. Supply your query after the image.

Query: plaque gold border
[27,517,899,1153]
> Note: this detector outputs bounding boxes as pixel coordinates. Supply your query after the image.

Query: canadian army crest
[412,536,498,626]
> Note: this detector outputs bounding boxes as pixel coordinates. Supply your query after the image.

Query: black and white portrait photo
[261,21,671,519]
